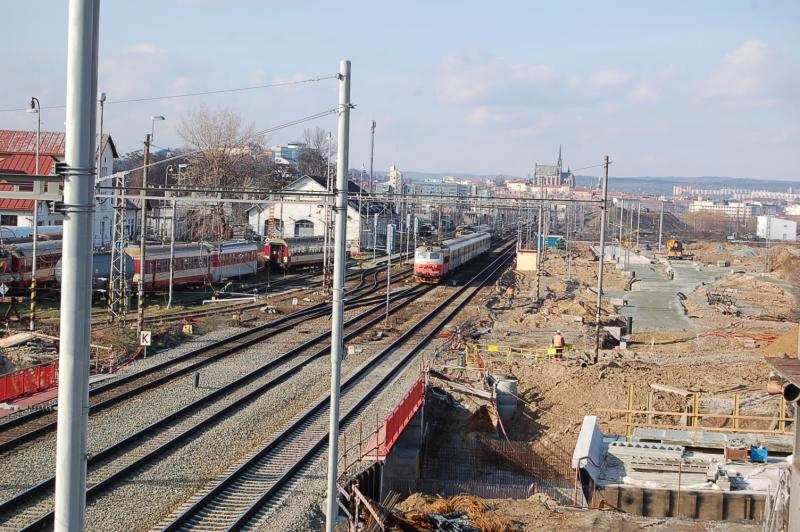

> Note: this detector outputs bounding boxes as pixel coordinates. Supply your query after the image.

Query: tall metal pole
[54,1,99,528]
[372,213,378,261]
[658,201,664,252]
[594,156,610,364]
[29,97,41,331]
[136,134,150,332]
[384,224,394,325]
[636,201,641,250]
[368,120,376,194]
[325,59,350,532]
[167,197,176,308]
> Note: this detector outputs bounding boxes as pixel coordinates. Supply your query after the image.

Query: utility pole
[635,201,641,250]
[368,120,376,194]
[594,155,610,364]
[54,0,99,528]
[136,133,150,333]
[167,197,176,308]
[372,213,378,262]
[28,96,41,331]
[325,59,350,532]
[384,224,394,326]
[658,201,664,252]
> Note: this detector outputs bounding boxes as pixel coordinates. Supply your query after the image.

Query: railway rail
[0,266,412,456]
[155,243,514,530]
[0,274,432,530]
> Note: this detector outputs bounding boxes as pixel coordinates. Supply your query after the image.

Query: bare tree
[298,126,335,177]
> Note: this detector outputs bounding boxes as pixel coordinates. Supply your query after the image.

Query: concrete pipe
[783,382,800,403]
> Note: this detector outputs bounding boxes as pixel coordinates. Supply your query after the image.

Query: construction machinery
[665,239,692,260]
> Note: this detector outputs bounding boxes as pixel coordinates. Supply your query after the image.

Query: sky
[2,1,799,181]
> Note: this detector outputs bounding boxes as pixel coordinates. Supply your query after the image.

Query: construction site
[332,204,800,532]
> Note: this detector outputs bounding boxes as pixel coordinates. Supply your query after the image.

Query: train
[0,239,259,290]
[413,230,492,283]
[455,224,494,237]
[127,240,258,290]
[261,236,335,270]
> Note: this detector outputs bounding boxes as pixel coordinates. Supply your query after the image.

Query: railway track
[154,245,513,531]
[0,276,432,530]
[0,266,412,456]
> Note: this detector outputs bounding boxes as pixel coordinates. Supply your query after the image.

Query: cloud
[124,42,161,55]
[630,81,659,102]
[702,39,795,105]
[436,53,639,128]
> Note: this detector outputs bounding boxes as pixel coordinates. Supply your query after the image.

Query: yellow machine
[666,239,686,260]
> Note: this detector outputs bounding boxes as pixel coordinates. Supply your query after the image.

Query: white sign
[0,284,7,297]
[139,330,152,346]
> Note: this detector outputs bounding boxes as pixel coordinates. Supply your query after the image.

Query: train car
[55,251,135,290]
[0,240,63,286]
[210,240,258,281]
[413,231,491,283]
[265,236,327,270]
[454,223,494,238]
[126,243,213,290]
[0,226,63,243]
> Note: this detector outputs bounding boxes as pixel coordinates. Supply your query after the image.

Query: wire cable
[112,107,338,179]
[0,75,337,113]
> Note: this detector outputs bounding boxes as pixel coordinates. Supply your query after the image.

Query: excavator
[665,239,692,260]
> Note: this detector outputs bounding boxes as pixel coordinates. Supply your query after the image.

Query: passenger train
[261,236,338,270]
[413,231,492,283]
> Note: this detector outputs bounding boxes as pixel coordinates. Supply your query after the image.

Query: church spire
[557,145,562,172]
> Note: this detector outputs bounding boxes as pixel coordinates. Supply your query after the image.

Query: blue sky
[2,1,799,181]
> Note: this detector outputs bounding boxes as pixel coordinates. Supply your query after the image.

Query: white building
[688,200,761,219]
[269,143,304,166]
[246,175,396,250]
[387,165,403,191]
[0,130,118,246]
[757,216,797,241]
[785,204,800,216]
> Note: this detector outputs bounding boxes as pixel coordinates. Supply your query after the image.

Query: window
[294,219,315,237]
[1,214,19,226]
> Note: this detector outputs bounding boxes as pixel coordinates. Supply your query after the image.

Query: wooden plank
[649,383,692,397]
[352,486,384,532]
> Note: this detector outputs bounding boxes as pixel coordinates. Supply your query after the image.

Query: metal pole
[54,0,98,528]
[372,213,378,262]
[136,133,150,332]
[658,201,664,252]
[368,120,376,194]
[325,59,350,532]
[385,224,393,326]
[594,155,610,364]
[30,97,41,331]
[636,201,641,250]
[167,197,176,308]
[405,213,412,258]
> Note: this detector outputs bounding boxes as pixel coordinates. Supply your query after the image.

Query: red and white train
[413,231,492,283]
[0,240,64,286]
[261,236,333,270]
[127,240,258,290]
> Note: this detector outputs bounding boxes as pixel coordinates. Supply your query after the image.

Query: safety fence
[0,360,58,403]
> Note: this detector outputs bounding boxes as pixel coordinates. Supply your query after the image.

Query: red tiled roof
[0,154,56,212]
[0,130,65,156]
[0,130,118,158]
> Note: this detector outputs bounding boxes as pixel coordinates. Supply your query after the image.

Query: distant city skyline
[2,1,799,181]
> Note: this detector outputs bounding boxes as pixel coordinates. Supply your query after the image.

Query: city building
[387,165,403,192]
[756,216,797,241]
[785,204,800,216]
[688,200,764,219]
[533,147,575,189]
[269,143,305,166]
[0,129,118,246]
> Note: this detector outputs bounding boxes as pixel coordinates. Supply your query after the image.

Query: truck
[665,239,692,260]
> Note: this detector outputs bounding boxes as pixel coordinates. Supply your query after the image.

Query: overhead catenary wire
[105,107,339,180]
[0,75,337,113]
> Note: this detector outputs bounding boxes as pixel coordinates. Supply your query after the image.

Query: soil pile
[764,325,800,357]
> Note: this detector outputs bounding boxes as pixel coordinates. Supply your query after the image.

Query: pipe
[54,1,99,529]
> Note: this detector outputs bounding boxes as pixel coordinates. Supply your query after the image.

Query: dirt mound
[771,249,800,285]
[764,325,800,357]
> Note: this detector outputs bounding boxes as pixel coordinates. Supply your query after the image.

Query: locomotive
[261,236,336,270]
[413,231,491,283]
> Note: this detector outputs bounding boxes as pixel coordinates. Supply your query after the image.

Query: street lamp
[26,97,41,331]
[150,115,165,143]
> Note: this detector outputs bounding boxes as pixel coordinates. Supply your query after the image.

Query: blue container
[749,445,768,463]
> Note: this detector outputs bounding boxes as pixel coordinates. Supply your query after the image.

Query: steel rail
[158,244,514,531]
[2,281,431,531]
[0,267,411,454]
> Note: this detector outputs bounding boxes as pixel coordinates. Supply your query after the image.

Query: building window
[1,214,19,226]
[294,219,315,237]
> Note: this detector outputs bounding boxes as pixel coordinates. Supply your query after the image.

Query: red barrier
[0,361,58,403]
[382,377,424,454]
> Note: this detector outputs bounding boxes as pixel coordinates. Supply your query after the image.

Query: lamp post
[27,97,41,331]
[150,115,165,143]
